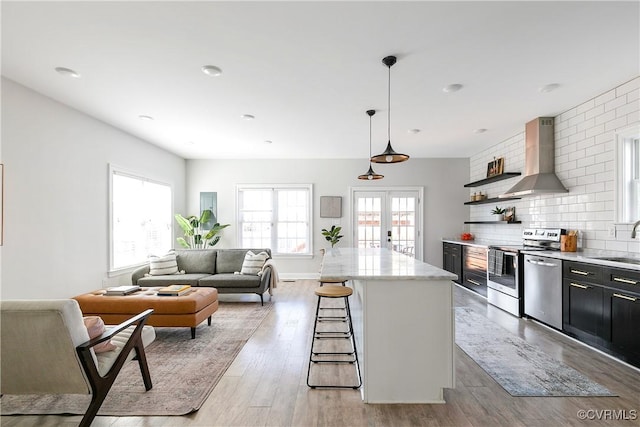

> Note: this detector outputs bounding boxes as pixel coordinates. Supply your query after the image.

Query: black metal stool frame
[306,287,362,389]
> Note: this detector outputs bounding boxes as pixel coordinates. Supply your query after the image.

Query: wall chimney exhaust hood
[499,117,568,198]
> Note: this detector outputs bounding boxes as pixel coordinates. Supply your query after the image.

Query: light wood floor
[3,280,640,427]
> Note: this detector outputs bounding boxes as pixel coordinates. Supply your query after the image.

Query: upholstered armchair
[1,299,156,427]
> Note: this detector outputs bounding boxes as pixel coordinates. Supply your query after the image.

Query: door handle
[613,293,638,302]
[570,283,591,290]
[467,279,481,286]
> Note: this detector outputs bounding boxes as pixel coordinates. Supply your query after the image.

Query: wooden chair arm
[77,309,154,351]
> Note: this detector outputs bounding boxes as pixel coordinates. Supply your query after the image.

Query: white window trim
[614,124,640,224]
[108,164,174,274]
[236,183,313,258]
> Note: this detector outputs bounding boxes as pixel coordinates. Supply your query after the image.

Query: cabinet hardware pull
[613,293,637,302]
[570,269,589,276]
[467,279,481,286]
[570,283,590,289]
[613,277,638,285]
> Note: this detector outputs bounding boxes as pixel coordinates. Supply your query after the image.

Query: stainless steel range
[487,228,564,317]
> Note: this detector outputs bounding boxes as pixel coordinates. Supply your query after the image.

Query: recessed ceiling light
[264,140,273,144]
[54,67,81,78]
[201,65,222,76]
[241,114,255,120]
[442,83,463,93]
[539,83,560,93]
[186,141,195,145]
[408,129,421,134]
[473,128,487,134]
[138,115,154,121]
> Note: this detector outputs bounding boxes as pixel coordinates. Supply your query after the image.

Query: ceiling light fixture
[443,83,463,93]
[54,67,81,78]
[241,114,255,120]
[371,55,409,164]
[473,128,487,134]
[408,129,421,134]
[138,115,154,121]
[358,110,384,181]
[201,65,222,76]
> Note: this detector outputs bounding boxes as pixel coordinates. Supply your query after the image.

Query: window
[109,166,173,271]
[237,184,312,256]
[616,125,640,223]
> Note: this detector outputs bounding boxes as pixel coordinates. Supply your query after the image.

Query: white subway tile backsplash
[595,109,616,126]
[469,76,640,252]
[616,77,640,96]
[595,89,616,106]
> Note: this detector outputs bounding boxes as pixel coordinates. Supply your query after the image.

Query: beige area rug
[1,301,273,416]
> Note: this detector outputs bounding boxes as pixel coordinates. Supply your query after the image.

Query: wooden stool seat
[315,285,353,298]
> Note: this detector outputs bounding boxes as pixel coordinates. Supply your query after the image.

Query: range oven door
[487,249,519,298]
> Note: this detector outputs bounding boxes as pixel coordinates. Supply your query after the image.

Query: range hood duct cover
[500,117,569,198]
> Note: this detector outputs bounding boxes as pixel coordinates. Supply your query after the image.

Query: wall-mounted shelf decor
[464,172,521,188]
[464,196,521,206]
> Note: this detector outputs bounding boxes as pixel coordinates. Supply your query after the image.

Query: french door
[351,188,422,259]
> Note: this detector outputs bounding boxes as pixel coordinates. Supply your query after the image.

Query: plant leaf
[176,237,190,248]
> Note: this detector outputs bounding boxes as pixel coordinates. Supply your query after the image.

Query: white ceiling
[2,1,639,160]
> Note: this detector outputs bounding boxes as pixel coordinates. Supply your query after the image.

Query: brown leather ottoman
[74,287,218,339]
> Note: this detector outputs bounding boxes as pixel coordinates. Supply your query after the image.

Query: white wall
[186,158,469,277]
[468,76,640,252]
[1,78,187,299]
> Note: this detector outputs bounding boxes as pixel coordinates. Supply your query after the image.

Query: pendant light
[371,55,410,164]
[358,110,384,180]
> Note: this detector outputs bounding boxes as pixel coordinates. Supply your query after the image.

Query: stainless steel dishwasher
[524,254,563,329]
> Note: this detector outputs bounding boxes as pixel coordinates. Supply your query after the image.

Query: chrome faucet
[632,220,640,238]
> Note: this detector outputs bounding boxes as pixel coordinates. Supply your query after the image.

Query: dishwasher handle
[526,258,559,268]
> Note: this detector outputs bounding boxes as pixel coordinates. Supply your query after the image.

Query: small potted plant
[321,225,343,248]
[490,206,506,221]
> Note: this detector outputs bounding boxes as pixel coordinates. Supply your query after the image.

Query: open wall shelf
[464,172,521,187]
[464,221,522,224]
[464,196,521,205]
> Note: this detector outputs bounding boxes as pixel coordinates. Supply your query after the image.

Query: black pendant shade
[371,55,410,164]
[358,109,384,180]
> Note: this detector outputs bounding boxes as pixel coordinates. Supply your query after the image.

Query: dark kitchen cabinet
[604,267,640,366]
[562,260,640,368]
[461,245,488,297]
[442,242,462,284]
[563,261,608,345]
[563,278,607,342]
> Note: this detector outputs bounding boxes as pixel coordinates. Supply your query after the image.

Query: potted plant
[175,209,230,248]
[490,206,506,221]
[321,225,343,248]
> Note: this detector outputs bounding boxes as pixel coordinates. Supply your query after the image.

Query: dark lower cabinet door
[564,280,604,338]
[609,291,640,365]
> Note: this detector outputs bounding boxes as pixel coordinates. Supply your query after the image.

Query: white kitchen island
[320,248,457,404]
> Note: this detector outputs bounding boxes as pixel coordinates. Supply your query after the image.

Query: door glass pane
[356,195,382,248]
[390,196,416,257]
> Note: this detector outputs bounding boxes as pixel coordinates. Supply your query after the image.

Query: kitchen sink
[591,256,640,265]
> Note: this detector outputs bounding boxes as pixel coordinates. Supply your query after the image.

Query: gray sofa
[131,248,273,304]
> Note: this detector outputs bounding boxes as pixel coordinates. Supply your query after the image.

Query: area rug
[1,301,273,416]
[455,307,615,397]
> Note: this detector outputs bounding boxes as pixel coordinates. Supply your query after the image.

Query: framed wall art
[320,196,342,218]
[486,157,505,178]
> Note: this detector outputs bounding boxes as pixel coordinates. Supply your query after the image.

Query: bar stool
[306,285,361,389]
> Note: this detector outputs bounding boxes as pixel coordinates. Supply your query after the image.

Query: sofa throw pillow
[240,251,269,275]
[149,251,179,276]
[83,316,117,353]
